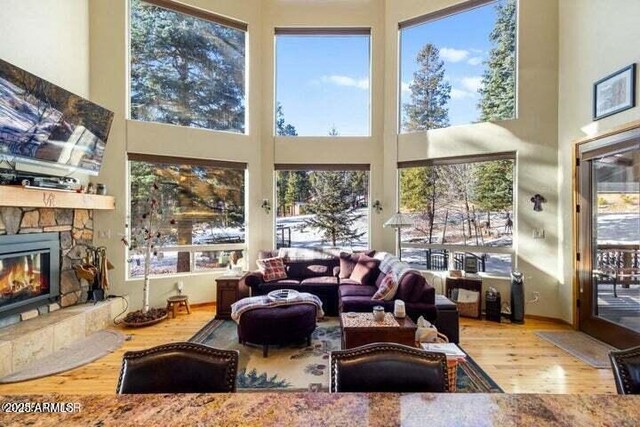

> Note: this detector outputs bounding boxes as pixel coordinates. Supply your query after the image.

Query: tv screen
[0,58,113,175]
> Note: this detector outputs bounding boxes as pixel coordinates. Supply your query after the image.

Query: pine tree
[275,104,298,215]
[400,167,444,243]
[130,0,245,132]
[473,160,513,216]
[403,44,451,131]
[478,0,517,121]
[276,103,298,136]
[304,171,365,247]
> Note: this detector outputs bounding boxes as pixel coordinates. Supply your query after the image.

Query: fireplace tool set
[74,246,113,302]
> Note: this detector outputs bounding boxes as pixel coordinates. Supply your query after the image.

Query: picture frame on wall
[593,64,636,120]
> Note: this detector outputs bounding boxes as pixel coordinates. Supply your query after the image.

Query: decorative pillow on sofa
[256,257,287,282]
[349,254,380,286]
[372,275,398,301]
[339,252,360,279]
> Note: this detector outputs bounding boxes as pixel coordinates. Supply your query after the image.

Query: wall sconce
[372,200,383,214]
[261,199,271,214]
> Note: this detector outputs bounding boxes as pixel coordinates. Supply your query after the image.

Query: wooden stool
[166,295,191,318]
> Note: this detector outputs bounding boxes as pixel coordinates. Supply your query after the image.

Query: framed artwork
[593,64,636,120]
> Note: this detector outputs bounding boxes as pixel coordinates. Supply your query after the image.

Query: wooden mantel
[0,185,115,210]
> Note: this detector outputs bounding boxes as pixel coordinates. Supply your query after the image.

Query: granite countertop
[0,393,638,427]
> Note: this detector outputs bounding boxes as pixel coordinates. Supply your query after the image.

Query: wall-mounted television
[0,58,114,175]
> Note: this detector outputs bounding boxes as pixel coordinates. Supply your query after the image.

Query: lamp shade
[383,212,414,228]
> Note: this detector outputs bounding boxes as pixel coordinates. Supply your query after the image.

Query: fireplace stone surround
[0,206,94,328]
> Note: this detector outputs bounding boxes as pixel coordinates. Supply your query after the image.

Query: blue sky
[275,1,501,136]
[401,1,500,129]
[276,35,370,136]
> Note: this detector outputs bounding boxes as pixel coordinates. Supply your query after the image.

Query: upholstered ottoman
[237,304,318,357]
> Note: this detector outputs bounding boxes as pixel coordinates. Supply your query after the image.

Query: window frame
[128,0,249,133]
[397,0,518,134]
[274,27,373,137]
[273,164,372,251]
[126,153,248,279]
[397,152,516,278]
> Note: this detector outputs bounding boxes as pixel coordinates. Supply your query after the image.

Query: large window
[130,0,246,133]
[128,155,246,278]
[399,0,517,132]
[275,29,371,136]
[275,166,369,250]
[399,155,514,276]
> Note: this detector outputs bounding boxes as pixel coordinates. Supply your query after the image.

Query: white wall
[558,0,640,323]
[0,0,90,97]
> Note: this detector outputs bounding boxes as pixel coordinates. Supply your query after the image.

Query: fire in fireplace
[0,233,59,318]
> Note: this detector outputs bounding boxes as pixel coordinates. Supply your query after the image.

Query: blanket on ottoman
[231,292,324,322]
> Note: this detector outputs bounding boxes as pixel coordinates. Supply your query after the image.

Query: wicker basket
[456,300,480,318]
[447,360,458,392]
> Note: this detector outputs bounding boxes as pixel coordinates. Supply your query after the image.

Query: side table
[215,273,250,320]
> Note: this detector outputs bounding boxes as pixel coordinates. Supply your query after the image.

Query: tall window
[128,155,246,278]
[399,0,517,132]
[130,0,246,133]
[275,29,371,136]
[398,155,514,276]
[275,167,369,250]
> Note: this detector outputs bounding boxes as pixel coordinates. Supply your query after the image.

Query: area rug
[190,318,502,393]
[0,330,126,383]
[535,331,617,369]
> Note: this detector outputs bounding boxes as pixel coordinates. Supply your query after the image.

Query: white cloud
[461,76,483,93]
[320,75,369,90]
[451,88,475,100]
[467,56,483,66]
[440,48,469,63]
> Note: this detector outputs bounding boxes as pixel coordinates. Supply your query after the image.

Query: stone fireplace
[0,207,94,327]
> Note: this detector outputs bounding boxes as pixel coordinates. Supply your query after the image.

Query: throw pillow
[256,257,287,282]
[339,252,361,279]
[372,274,398,301]
[349,254,380,286]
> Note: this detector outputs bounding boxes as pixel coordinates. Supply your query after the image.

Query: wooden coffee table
[340,312,417,349]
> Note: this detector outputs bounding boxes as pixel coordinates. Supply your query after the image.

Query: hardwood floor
[0,305,616,395]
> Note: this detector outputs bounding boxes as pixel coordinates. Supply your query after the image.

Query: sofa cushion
[396,272,427,302]
[300,276,339,287]
[339,285,377,298]
[372,275,398,301]
[340,296,394,313]
[256,257,287,282]
[257,280,302,294]
[339,252,360,279]
[349,255,380,286]
[286,259,338,280]
[339,278,361,286]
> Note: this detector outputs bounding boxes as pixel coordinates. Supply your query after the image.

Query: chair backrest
[330,342,449,392]
[117,342,239,394]
[609,345,640,395]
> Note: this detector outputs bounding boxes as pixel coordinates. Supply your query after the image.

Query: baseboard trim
[189,302,216,309]
[524,314,571,326]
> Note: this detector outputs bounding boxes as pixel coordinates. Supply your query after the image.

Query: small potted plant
[121,182,171,327]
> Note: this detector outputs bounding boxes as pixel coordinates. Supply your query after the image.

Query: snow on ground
[276,208,369,250]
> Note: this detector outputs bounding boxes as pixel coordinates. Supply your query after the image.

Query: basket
[456,300,480,319]
[447,360,458,392]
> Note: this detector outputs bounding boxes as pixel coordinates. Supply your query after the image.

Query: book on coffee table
[421,343,467,360]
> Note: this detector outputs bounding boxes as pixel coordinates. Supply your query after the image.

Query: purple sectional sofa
[245,249,437,322]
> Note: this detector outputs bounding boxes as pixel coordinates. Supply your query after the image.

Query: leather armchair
[117,342,239,394]
[609,345,640,394]
[330,342,449,392]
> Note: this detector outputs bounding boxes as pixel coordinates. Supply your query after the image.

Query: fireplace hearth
[0,233,59,318]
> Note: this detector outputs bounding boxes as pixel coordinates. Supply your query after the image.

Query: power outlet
[97,229,111,239]
[533,228,545,239]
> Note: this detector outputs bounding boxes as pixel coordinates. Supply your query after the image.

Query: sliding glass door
[577,129,640,348]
